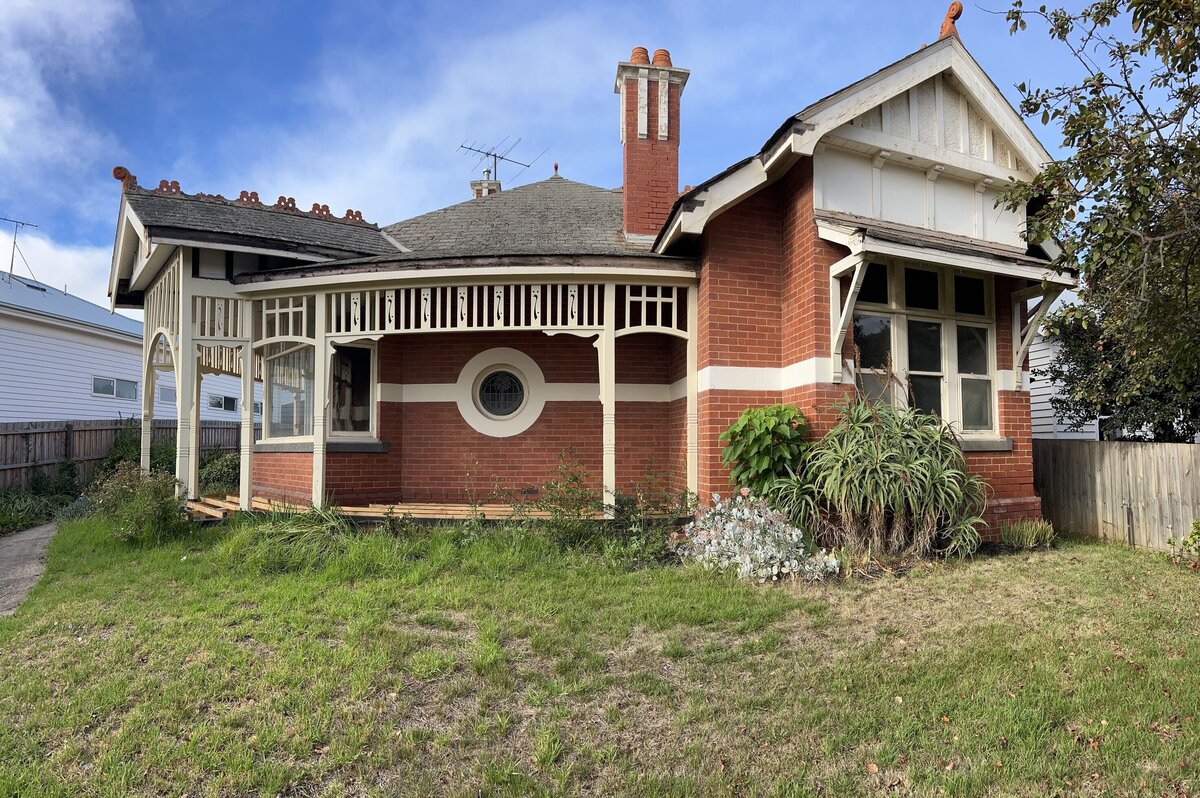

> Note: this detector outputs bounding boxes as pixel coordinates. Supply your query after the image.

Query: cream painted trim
[379,379,688,404]
[696,358,833,393]
[454,348,546,437]
[234,265,698,294]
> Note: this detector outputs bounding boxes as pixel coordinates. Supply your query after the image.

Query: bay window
[851,262,997,435]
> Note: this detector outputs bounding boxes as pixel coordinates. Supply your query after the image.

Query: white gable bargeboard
[813,71,1031,247]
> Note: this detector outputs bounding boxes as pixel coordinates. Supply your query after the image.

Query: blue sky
[0,0,1083,315]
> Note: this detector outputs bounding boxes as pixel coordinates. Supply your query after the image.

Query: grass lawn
[1,519,1198,797]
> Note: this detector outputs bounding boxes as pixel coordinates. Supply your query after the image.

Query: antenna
[1,215,38,283]
[458,138,545,184]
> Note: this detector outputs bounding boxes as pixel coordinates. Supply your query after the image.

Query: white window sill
[958,436,1013,452]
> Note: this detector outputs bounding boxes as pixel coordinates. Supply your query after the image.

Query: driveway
[0,523,56,617]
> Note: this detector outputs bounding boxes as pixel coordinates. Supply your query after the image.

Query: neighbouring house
[0,273,259,424]
[105,28,1075,533]
[1028,332,1100,441]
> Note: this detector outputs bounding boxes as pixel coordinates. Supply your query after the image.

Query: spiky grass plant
[773,398,986,559]
[1000,519,1056,549]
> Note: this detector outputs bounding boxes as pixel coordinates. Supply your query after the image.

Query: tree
[1003,0,1200,441]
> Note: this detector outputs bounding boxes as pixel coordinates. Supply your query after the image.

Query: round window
[477,369,525,417]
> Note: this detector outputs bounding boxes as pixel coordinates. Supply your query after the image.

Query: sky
[0,0,1086,318]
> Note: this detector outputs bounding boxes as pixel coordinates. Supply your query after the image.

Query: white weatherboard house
[0,273,258,424]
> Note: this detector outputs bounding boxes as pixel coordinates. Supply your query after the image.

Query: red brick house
[107,35,1073,529]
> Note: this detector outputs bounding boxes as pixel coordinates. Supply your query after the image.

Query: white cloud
[10,232,138,321]
[0,0,134,217]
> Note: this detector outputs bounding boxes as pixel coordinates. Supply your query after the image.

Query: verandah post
[311,292,328,507]
[175,251,195,498]
[599,282,617,517]
[140,344,155,473]
[239,298,255,511]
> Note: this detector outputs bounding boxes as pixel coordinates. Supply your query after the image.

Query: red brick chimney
[615,47,689,237]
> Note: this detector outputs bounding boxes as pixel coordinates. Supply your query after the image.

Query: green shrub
[773,398,986,559]
[0,492,58,536]
[29,461,79,497]
[199,451,239,495]
[102,423,175,475]
[535,451,604,547]
[86,463,190,545]
[719,405,809,498]
[1001,519,1056,549]
[1168,519,1200,565]
[54,496,95,522]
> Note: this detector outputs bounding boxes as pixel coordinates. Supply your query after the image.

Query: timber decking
[186,494,570,522]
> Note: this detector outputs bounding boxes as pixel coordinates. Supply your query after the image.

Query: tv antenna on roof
[1,215,38,283]
[458,138,549,184]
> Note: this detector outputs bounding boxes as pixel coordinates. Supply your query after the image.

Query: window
[330,344,374,434]
[477,370,526,418]
[849,262,997,434]
[264,344,315,438]
[159,386,176,404]
[209,394,238,412]
[956,325,993,430]
[906,319,944,416]
[253,401,263,416]
[93,376,137,400]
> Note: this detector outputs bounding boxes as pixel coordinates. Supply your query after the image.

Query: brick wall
[318,332,685,505]
[252,451,313,505]
[621,75,681,236]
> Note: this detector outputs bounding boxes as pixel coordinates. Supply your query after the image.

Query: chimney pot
[630,46,650,64]
[652,48,672,67]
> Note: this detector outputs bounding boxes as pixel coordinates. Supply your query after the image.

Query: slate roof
[0,274,143,337]
[378,176,655,261]
[124,189,398,257]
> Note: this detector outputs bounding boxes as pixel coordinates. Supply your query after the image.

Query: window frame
[262,342,317,442]
[92,376,138,401]
[850,260,999,436]
[208,394,238,413]
[328,341,378,440]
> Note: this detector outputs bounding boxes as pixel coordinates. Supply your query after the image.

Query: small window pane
[223,396,238,412]
[159,386,176,403]
[962,378,993,430]
[853,315,891,370]
[93,377,114,396]
[957,326,989,375]
[478,370,525,417]
[253,401,263,416]
[909,375,943,416]
[115,379,137,400]
[907,320,942,373]
[857,263,889,304]
[331,346,372,432]
[955,275,986,315]
[209,395,224,409]
[905,268,940,310]
[856,372,893,405]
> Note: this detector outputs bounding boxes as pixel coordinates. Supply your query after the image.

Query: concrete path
[0,523,56,618]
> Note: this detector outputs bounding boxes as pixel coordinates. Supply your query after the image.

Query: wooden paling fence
[1033,439,1200,552]
[0,419,259,492]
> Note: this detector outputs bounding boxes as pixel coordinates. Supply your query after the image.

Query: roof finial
[939,1,963,42]
[111,166,138,191]
[553,162,559,176]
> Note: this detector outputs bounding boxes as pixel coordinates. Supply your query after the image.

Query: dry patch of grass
[1,520,1198,797]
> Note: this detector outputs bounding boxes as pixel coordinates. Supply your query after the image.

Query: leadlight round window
[477,370,525,417]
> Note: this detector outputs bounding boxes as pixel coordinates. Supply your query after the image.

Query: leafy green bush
[29,461,79,497]
[535,451,604,547]
[102,423,175,475]
[199,451,239,495]
[54,496,95,522]
[86,463,190,545]
[1001,519,1056,549]
[1168,519,1200,566]
[719,405,809,498]
[773,398,986,559]
[0,492,59,536]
